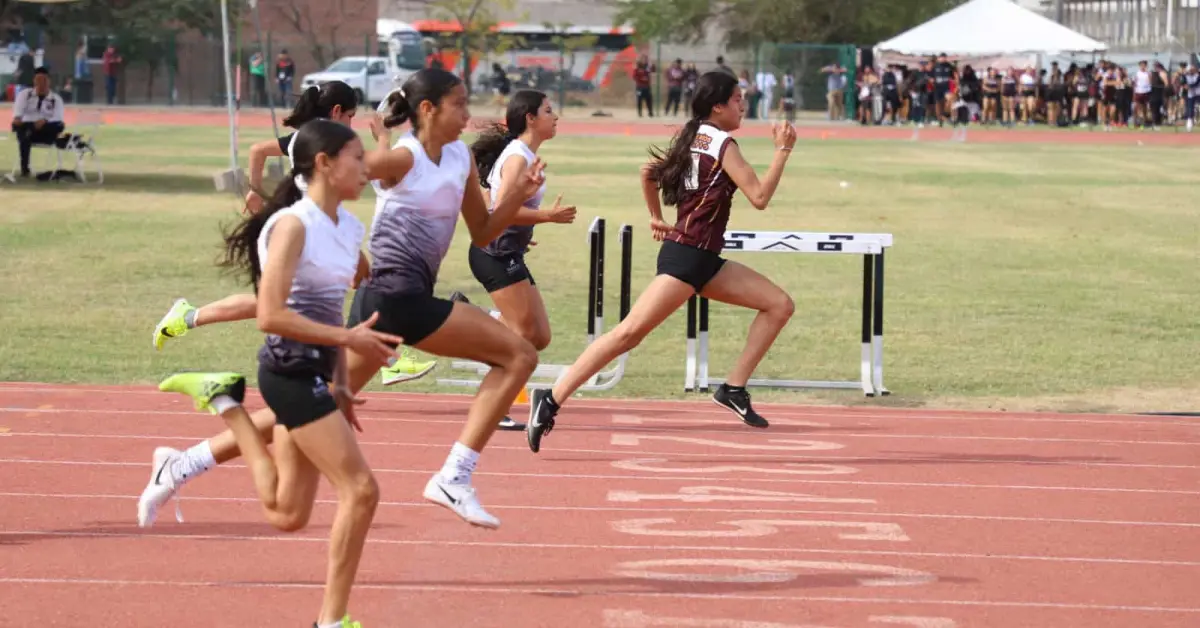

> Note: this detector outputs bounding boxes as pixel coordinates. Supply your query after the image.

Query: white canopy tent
[875,0,1107,65]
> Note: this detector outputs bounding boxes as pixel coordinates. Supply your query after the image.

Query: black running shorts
[347,285,455,347]
[468,246,536,293]
[258,366,339,431]
[656,239,726,293]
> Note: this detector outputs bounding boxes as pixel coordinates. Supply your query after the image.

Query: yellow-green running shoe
[153,298,197,351]
[158,372,247,414]
[311,615,363,628]
[379,346,437,386]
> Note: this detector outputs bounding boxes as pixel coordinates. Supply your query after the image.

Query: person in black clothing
[881,64,901,124]
[932,53,955,124]
[906,60,929,125]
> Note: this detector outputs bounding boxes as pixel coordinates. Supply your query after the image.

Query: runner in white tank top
[153,119,401,628]
[348,69,546,529]
[463,90,577,430]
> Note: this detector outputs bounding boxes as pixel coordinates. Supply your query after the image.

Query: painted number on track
[611,518,909,541]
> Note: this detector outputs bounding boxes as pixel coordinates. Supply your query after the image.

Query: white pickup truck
[299,56,395,108]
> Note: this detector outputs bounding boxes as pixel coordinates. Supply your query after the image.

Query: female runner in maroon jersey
[525,70,797,452]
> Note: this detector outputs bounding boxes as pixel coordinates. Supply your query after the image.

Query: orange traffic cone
[513,387,529,405]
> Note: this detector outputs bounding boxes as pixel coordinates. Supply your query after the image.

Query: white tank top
[366,131,472,295]
[255,196,365,375]
[1135,70,1152,93]
[480,138,545,258]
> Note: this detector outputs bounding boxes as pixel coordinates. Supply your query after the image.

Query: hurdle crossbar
[437,218,634,394]
[685,230,893,397]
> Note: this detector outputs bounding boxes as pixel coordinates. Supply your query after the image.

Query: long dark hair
[282,80,358,128]
[379,68,463,130]
[221,119,359,290]
[645,71,738,207]
[472,89,546,188]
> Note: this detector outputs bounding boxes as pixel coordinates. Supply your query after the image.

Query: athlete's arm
[495,154,574,226]
[353,251,370,288]
[639,162,664,222]
[364,117,415,189]
[720,124,796,210]
[248,139,285,190]
[461,157,545,247]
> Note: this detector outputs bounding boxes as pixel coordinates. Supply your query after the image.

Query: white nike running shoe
[137,447,184,527]
[422,474,500,529]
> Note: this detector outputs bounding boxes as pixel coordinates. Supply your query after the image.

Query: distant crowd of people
[848,54,1200,130]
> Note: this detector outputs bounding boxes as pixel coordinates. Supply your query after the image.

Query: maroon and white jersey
[667,123,738,253]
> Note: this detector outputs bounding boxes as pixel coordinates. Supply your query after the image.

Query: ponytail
[283,80,358,128]
[220,175,305,291]
[471,123,518,188]
[646,117,702,207]
[380,88,413,129]
[471,89,546,187]
[282,86,321,128]
[219,118,358,290]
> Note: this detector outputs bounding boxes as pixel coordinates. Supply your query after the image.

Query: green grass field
[2,124,1198,413]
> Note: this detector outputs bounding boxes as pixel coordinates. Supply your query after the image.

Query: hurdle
[436,217,634,393]
[684,230,893,397]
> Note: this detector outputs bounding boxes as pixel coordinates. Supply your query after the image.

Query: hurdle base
[213,168,245,193]
[705,376,874,397]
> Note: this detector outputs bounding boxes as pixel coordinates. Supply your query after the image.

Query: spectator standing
[102,44,122,105]
[249,52,267,107]
[633,55,655,117]
[276,50,295,108]
[664,59,684,116]
[756,70,776,120]
[821,63,847,120]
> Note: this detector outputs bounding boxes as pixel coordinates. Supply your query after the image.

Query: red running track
[1,382,1198,627]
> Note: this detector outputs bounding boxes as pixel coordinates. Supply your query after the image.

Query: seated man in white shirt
[11,67,65,178]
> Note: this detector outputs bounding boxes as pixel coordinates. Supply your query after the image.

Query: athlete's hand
[546,194,576,224]
[649,217,672,241]
[344,311,403,365]
[244,190,264,215]
[333,383,367,433]
[773,121,797,151]
[518,157,547,198]
[368,113,391,144]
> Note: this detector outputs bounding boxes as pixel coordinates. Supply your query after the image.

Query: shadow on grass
[17,171,243,196]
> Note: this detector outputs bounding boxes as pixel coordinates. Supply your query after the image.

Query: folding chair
[4,110,104,184]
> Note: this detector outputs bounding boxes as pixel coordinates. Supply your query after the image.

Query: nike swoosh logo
[438,485,460,506]
[729,401,747,416]
[153,460,169,486]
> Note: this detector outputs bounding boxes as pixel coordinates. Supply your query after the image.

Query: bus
[409,20,638,94]
[377,18,428,85]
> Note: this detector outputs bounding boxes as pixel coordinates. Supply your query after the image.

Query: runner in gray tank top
[462,89,578,430]
[348,69,546,529]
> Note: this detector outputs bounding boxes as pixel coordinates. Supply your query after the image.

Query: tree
[34,0,224,102]
[272,0,370,69]
[612,0,966,48]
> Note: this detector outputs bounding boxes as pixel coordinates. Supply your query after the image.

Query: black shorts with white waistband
[258,365,339,431]
[468,246,536,293]
[347,284,455,347]
[656,239,726,293]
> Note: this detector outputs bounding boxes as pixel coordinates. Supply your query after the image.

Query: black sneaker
[712,384,769,428]
[498,416,525,431]
[526,388,558,453]
[449,291,471,305]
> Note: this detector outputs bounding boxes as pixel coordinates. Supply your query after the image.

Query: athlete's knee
[502,337,539,378]
[765,290,795,322]
[610,319,650,353]
[347,472,380,514]
[527,326,551,351]
[267,506,312,532]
